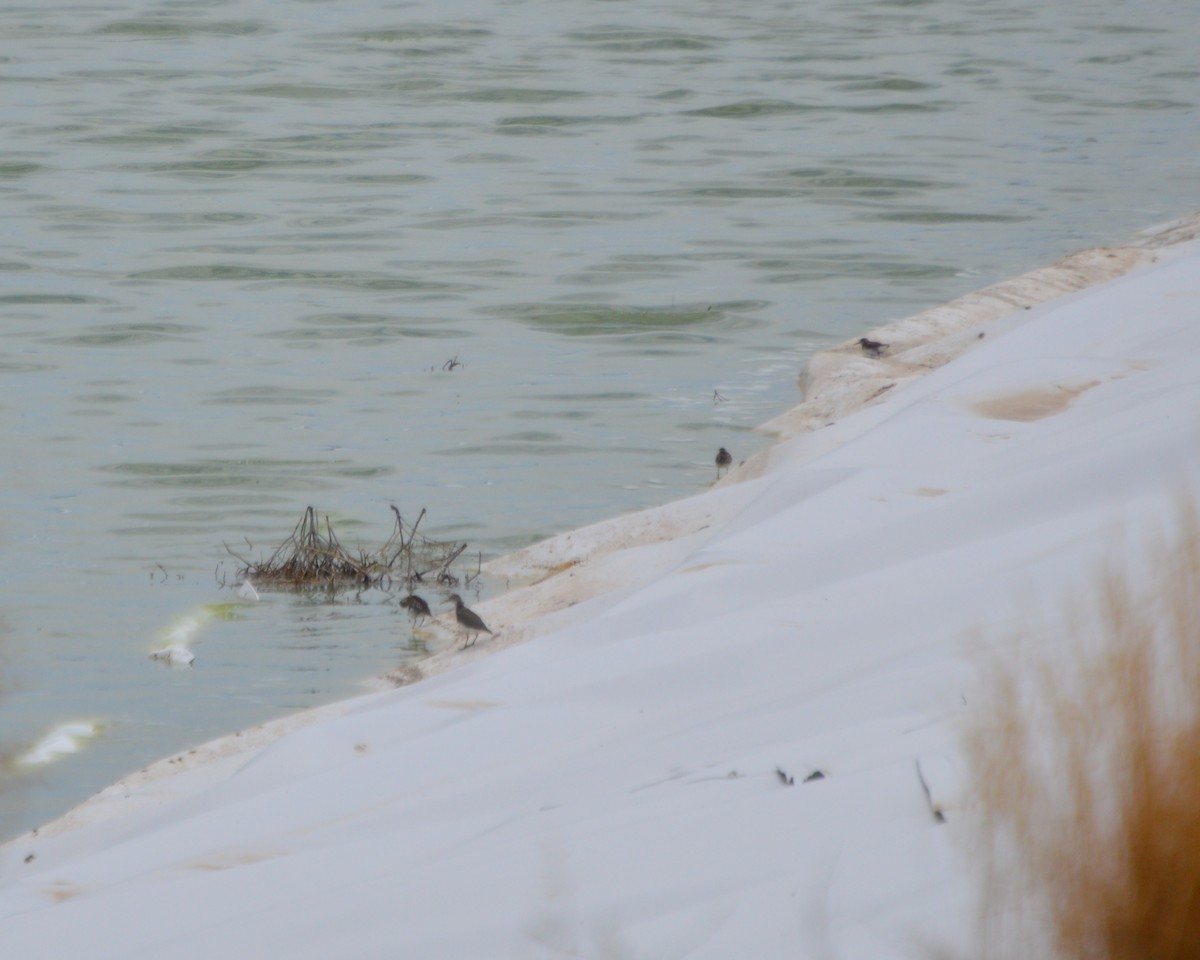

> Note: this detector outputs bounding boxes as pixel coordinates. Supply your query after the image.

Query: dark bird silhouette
[399,593,431,624]
[858,337,887,358]
[444,593,493,648]
[715,447,733,479]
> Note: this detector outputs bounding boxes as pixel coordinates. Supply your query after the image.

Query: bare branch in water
[233,505,470,597]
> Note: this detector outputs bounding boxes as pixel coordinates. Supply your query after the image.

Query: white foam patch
[17,721,105,767]
[149,609,213,666]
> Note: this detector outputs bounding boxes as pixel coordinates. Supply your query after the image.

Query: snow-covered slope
[2,220,1198,959]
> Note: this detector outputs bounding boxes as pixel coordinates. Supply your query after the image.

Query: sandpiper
[715,447,733,479]
[444,593,493,648]
[858,337,887,358]
[399,593,431,624]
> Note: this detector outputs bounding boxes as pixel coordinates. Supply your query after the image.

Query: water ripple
[127,264,470,293]
[96,19,269,38]
[489,302,760,337]
[43,323,198,347]
[99,459,392,489]
[566,28,719,52]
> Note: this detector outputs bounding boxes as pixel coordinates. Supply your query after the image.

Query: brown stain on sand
[680,560,736,574]
[531,559,580,585]
[187,848,284,872]
[971,379,1100,422]
[42,881,85,903]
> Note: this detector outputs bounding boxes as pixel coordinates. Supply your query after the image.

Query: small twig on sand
[915,759,946,823]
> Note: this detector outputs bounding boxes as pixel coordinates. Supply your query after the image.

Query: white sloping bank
[2,220,1199,958]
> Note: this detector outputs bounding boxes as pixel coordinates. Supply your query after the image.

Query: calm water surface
[1,0,1197,838]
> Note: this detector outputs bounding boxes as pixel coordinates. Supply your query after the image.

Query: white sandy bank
[2,213,1198,958]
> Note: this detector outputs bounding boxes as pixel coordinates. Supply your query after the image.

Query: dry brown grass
[967,500,1200,960]
[226,504,468,593]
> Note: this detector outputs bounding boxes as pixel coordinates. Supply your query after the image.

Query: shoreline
[384,211,1199,673]
[11,211,1199,846]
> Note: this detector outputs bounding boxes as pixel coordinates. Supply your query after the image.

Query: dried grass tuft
[967,499,1200,960]
[227,505,468,593]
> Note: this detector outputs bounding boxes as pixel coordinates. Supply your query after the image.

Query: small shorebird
[858,337,887,358]
[444,593,494,648]
[399,593,431,625]
[715,447,733,479]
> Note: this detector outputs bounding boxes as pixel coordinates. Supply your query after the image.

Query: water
[1,0,1197,839]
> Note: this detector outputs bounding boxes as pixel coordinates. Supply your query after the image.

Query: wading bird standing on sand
[858,337,887,358]
[399,593,431,625]
[444,593,494,648]
[715,447,733,479]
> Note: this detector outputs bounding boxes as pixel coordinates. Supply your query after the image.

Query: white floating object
[237,580,260,601]
[18,720,104,767]
[149,644,195,667]
[151,608,214,667]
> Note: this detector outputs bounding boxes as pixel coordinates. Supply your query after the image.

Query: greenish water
[1,0,1197,839]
